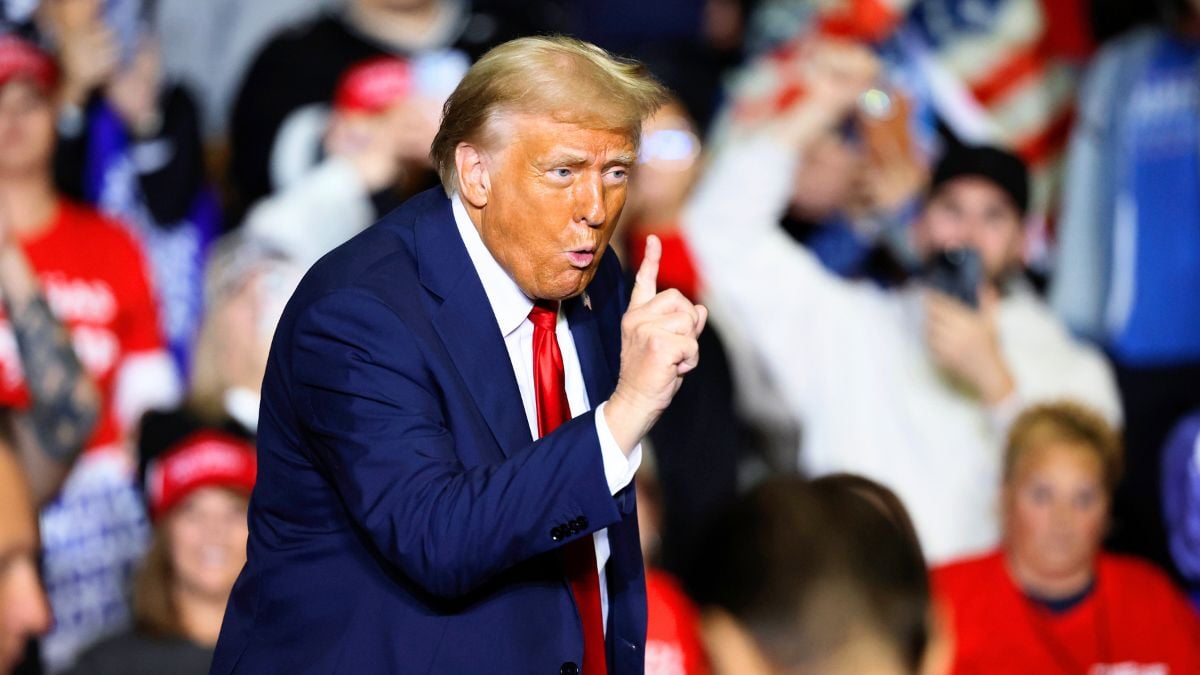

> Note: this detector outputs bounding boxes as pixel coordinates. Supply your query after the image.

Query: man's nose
[574,175,606,228]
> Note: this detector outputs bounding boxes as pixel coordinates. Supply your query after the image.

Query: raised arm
[682,39,885,415]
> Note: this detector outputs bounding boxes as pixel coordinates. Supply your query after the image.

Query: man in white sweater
[683,40,1120,564]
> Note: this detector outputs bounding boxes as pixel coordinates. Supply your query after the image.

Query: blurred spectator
[65,426,256,675]
[779,89,931,285]
[0,33,179,673]
[683,38,1120,564]
[1162,409,1200,609]
[739,20,940,284]
[242,56,450,269]
[0,448,52,675]
[62,233,293,674]
[688,474,937,675]
[0,40,101,507]
[739,0,1096,262]
[40,0,216,376]
[227,0,532,219]
[55,233,295,672]
[1051,0,1200,575]
[635,460,711,675]
[141,233,301,444]
[932,402,1200,672]
[154,0,337,139]
[621,99,753,575]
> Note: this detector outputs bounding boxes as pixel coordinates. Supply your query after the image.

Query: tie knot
[528,300,559,330]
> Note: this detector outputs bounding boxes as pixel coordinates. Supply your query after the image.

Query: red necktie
[529,301,608,675]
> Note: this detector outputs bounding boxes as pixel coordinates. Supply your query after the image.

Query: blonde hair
[189,233,291,421]
[1003,402,1123,494]
[429,35,668,194]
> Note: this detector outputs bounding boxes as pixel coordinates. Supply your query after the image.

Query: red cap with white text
[143,430,257,521]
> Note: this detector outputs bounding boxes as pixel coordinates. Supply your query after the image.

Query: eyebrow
[540,151,637,169]
[542,152,590,168]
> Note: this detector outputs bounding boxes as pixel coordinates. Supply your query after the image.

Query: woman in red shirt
[933,402,1200,673]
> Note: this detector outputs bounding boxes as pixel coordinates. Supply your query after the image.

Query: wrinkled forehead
[481,110,640,158]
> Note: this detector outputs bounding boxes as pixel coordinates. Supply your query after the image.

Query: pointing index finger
[630,234,661,308]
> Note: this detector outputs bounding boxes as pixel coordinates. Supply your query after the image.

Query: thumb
[630,234,660,308]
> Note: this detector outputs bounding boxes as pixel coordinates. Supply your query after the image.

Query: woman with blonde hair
[68,233,296,674]
[932,402,1200,672]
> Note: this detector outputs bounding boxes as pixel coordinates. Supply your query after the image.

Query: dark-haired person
[213,36,704,674]
[242,55,461,269]
[933,402,1200,672]
[682,38,1120,565]
[40,0,216,373]
[66,427,256,675]
[689,474,938,675]
[226,0,544,220]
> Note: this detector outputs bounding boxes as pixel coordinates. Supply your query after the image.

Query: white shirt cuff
[594,401,642,495]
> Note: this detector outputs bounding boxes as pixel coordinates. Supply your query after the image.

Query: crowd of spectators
[1,1,1200,674]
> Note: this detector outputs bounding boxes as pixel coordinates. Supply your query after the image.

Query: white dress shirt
[452,196,642,631]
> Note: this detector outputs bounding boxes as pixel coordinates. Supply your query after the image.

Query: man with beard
[683,38,1119,565]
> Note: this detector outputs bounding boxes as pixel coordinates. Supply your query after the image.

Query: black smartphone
[924,248,982,309]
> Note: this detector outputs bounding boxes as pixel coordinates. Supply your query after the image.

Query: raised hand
[43,0,119,107]
[603,235,707,454]
[924,287,1014,406]
[770,37,879,150]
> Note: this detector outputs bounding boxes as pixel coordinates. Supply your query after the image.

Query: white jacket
[683,134,1122,563]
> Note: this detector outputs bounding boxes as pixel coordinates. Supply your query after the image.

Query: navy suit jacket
[211,188,646,674]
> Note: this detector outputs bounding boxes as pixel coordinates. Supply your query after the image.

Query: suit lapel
[565,294,616,407]
[415,196,532,457]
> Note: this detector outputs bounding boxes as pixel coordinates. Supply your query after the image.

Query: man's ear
[455,142,491,209]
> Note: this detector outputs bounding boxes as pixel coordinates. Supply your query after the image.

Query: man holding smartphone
[684,37,1120,565]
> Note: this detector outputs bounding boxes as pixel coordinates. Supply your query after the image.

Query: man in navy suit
[211,36,707,674]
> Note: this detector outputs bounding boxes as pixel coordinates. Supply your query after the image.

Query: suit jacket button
[559,662,580,675]
[551,527,564,542]
[575,516,588,530]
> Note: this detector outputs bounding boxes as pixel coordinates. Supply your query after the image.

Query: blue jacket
[211,188,646,674]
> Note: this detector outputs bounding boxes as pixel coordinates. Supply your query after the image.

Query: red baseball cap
[334,56,413,114]
[144,430,257,521]
[0,35,57,93]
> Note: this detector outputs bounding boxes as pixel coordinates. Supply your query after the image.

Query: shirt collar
[451,194,536,337]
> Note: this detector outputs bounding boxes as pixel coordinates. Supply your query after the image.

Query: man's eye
[553,168,572,178]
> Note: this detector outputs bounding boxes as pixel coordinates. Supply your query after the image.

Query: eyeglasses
[638,127,701,167]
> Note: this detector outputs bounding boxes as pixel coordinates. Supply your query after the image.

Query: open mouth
[565,248,595,269]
